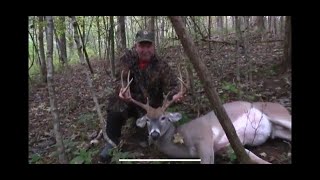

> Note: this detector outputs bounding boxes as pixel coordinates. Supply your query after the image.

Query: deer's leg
[244,149,271,164]
[271,125,291,141]
[198,141,215,164]
[269,118,291,130]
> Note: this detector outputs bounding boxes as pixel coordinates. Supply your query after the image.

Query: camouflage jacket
[107,48,180,114]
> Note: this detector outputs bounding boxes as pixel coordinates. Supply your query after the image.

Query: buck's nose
[150,131,160,140]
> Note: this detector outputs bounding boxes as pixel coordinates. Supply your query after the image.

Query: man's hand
[119,87,131,102]
[172,92,184,103]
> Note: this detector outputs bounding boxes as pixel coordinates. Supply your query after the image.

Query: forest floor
[29,35,291,164]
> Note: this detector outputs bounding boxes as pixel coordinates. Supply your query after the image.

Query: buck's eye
[160,116,166,121]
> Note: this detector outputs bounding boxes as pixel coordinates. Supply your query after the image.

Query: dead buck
[120,69,291,164]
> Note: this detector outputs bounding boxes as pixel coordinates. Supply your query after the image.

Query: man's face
[135,41,155,61]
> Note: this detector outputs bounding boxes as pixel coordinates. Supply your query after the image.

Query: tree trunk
[254,16,265,34]
[190,16,206,40]
[144,16,147,29]
[38,16,47,83]
[29,30,41,70]
[217,16,223,34]
[73,16,116,148]
[110,16,115,78]
[45,16,67,164]
[280,16,284,38]
[32,19,36,66]
[70,16,85,64]
[115,16,122,54]
[148,16,155,42]
[82,16,85,45]
[58,16,68,64]
[282,16,291,72]
[171,25,175,46]
[208,16,211,54]
[186,63,195,98]
[119,16,127,52]
[273,16,277,36]
[160,16,165,43]
[231,16,235,29]
[74,17,94,74]
[155,16,160,49]
[148,16,155,31]
[244,16,250,30]
[67,17,74,59]
[53,26,62,64]
[236,17,251,85]
[85,17,94,47]
[235,16,241,83]
[169,16,252,164]
[102,16,108,60]
[225,16,228,35]
[268,16,272,33]
[96,16,102,60]
[131,16,135,46]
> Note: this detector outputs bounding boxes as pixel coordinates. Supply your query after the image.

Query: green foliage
[177,112,191,126]
[220,94,228,104]
[78,113,97,129]
[269,64,279,76]
[29,16,242,83]
[48,138,78,161]
[108,148,138,164]
[245,94,256,102]
[220,81,244,101]
[70,148,99,164]
[221,81,239,94]
[63,138,78,154]
[227,147,237,163]
[166,106,179,112]
[29,153,42,164]
[54,16,66,37]
[50,138,100,164]
[78,113,95,123]
[166,107,191,125]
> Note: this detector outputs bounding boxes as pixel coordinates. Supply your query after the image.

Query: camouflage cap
[135,30,154,43]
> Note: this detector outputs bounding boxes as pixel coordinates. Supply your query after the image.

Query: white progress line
[119,159,201,162]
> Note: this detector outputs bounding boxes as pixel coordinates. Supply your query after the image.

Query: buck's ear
[168,112,182,122]
[136,116,147,128]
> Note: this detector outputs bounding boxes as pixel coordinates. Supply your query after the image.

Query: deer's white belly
[215,108,272,149]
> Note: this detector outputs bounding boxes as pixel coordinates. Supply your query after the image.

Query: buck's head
[120,65,187,141]
[136,106,182,141]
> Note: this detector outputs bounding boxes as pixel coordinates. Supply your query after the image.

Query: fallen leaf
[269,156,275,162]
[173,133,184,144]
[70,156,84,164]
[259,152,267,157]
[90,139,99,145]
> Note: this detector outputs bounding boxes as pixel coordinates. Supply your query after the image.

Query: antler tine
[162,65,187,111]
[121,70,125,88]
[130,98,150,111]
[122,70,133,94]
[120,70,150,111]
[146,97,150,112]
[161,91,172,111]
[127,70,131,86]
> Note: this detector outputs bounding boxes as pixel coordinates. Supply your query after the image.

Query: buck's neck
[155,123,192,158]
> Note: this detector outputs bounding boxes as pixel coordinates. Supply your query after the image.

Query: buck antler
[161,65,188,111]
[120,70,150,111]
[121,66,188,113]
